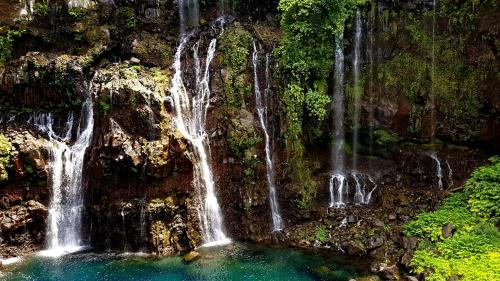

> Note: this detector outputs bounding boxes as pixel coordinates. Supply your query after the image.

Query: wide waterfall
[169,4,229,245]
[33,82,95,257]
[252,42,284,232]
[352,9,362,170]
[329,34,346,208]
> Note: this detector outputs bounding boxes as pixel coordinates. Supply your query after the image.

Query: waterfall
[429,152,443,190]
[19,0,34,19]
[169,30,229,245]
[179,0,200,34]
[252,42,284,232]
[353,173,377,205]
[329,34,346,208]
[68,0,92,9]
[352,9,362,170]
[34,81,95,257]
[445,160,454,188]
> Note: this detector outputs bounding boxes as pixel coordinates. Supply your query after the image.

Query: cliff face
[0,0,498,279]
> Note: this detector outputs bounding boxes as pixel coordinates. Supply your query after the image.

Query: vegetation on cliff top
[404,157,500,281]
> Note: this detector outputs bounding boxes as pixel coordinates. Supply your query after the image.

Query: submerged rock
[183,251,200,263]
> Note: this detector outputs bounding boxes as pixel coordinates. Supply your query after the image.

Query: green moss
[373,129,399,146]
[219,24,253,108]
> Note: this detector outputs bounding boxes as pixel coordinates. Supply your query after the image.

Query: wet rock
[373,219,385,227]
[370,261,401,281]
[183,251,200,263]
[406,276,418,281]
[442,223,455,238]
[342,240,367,255]
[347,216,357,224]
[366,236,385,250]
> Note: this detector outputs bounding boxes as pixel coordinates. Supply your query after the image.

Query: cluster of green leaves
[116,7,138,29]
[404,158,500,280]
[315,226,328,242]
[0,28,26,66]
[227,128,261,160]
[373,129,399,146]
[33,3,50,17]
[0,134,12,182]
[464,156,500,223]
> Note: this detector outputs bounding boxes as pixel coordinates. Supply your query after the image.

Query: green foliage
[116,7,137,29]
[404,159,500,281]
[68,7,88,20]
[227,129,261,159]
[99,101,111,112]
[0,28,25,65]
[464,157,500,223]
[0,134,12,182]
[373,129,399,146]
[315,226,328,242]
[278,0,364,141]
[33,3,50,17]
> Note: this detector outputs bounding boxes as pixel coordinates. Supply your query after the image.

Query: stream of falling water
[33,81,95,257]
[430,152,443,190]
[169,3,229,245]
[329,34,346,208]
[352,9,362,171]
[252,42,283,232]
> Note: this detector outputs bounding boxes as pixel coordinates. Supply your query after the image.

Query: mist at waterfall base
[1,244,368,281]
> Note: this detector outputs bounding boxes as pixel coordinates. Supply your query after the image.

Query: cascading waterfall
[352,9,362,170]
[169,8,229,245]
[34,81,95,257]
[429,152,443,190]
[329,34,346,208]
[252,42,283,232]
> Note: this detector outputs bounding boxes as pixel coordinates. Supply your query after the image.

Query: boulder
[442,224,454,238]
[183,251,200,263]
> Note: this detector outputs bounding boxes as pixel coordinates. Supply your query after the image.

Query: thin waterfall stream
[330,34,346,208]
[252,42,283,232]
[352,8,362,171]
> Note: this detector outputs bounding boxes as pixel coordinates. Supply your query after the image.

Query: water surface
[2,244,367,281]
